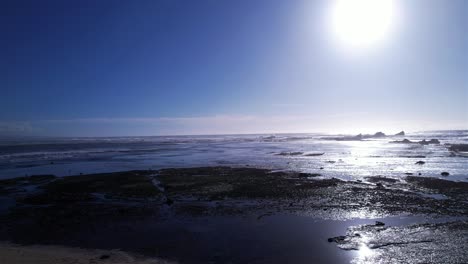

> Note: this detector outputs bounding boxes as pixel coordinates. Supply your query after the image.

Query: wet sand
[0,167,467,263]
[0,242,173,264]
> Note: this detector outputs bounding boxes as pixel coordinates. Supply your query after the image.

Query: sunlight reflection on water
[1,131,467,181]
[356,244,375,263]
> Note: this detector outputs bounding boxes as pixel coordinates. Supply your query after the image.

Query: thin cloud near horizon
[0,115,466,137]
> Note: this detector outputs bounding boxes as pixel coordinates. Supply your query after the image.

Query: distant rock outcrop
[419,139,440,145]
[390,138,440,145]
[372,132,386,138]
[394,131,405,136]
[448,144,468,152]
[390,139,412,144]
[324,131,389,141]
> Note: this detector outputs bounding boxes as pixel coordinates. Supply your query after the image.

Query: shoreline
[0,166,467,263]
[0,242,173,264]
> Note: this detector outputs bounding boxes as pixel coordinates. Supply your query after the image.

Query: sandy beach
[0,242,173,264]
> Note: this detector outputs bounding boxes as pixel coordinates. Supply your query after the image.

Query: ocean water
[0,130,467,181]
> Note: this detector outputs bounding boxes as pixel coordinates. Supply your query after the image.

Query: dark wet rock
[328,236,346,243]
[390,138,413,144]
[449,144,468,152]
[18,171,160,205]
[375,221,385,226]
[400,155,426,158]
[420,139,440,145]
[441,172,450,177]
[365,176,398,184]
[415,161,425,165]
[298,173,321,178]
[3,169,467,221]
[303,153,324,156]
[406,176,468,200]
[0,175,57,195]
[330,221,468,264]
[391,138,440,145]
[99,254,110,260]
[276,151,303,156]
[319,167,324,170]
[394,131,405,136]
[419,139,429,145]
[404,172,413,176]
[0,175,56,187]
[158,167,341,200]
[1,167,468,251]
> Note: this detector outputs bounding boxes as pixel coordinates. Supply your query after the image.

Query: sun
[330,0,397,50]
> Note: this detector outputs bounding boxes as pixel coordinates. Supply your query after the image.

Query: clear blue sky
[1,0,467,136]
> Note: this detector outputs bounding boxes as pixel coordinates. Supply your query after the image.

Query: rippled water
[0,130,467,181]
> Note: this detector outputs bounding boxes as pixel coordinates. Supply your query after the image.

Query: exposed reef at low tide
[0,167,467,263]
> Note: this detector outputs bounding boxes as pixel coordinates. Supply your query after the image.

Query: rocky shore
[0,167,467,263]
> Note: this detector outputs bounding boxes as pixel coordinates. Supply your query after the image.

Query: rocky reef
[324,131,406,141]
[0,167,467,263]
[390,138,440,145]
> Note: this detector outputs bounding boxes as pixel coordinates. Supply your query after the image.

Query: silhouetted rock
[322,131,390,141]
[354,134,363,140]
[419,139,440,145]
[449,144,468,152]
[100,255,110,260]
[419,139,429,145]
[375,221,385,226]
[328,236,346,243]
[298,173,321,178]
[373,132,386,138]
[304,153,324,157]
[391,138,439,145]
[441,172,450,177]
[395,131,405,136]
[276,151,303,156]
[390,138,412,144]
[166,197,174,206]
[415,161,425,165]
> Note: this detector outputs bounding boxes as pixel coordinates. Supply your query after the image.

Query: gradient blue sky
[1,0,467,136]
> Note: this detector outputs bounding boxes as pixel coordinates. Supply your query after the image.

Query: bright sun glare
[330,0,397,50]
